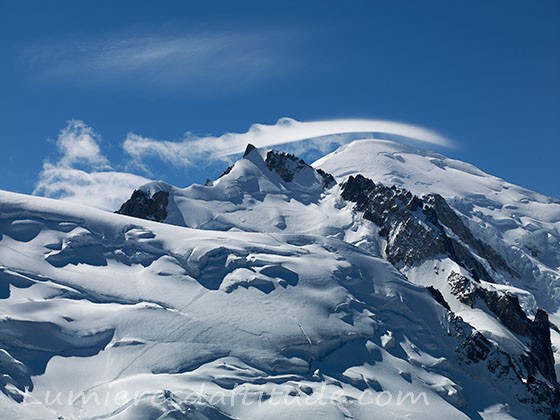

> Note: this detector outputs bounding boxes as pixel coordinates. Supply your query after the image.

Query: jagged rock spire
[243,143,257,157]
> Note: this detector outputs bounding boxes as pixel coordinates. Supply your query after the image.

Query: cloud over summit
[34,118,452,210]
[123,117,452,168]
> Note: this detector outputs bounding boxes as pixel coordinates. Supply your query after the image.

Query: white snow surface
[315,140,560,311]
[1,139,558,419]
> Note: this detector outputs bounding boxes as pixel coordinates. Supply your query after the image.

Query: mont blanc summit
[1,140,559,419]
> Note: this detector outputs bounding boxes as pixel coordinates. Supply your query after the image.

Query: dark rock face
[447,271,477,305]
[341,174,559,413]
[316,168,337,188]
[263,149,336,187]
[341,175,448,266]
[243,143,257,157]
[426,285,451,311]
[340,175,514,282]
[531,310,557,385]
[448,271,557,385]
[522,381,560,420]
[426,194,516,277]
[451,313,560,418]
[115,190,169,222]
[459,330,493,364]
[220,146,336,189]
[265,150,306,182]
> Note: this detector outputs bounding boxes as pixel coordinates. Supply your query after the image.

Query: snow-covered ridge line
[2,139,560,418]
[339,173,557,386]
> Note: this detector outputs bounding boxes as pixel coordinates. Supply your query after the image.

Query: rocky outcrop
[447,271,478,305]
[341,174,449,266]
[264,150,336,188]
[340,175,515,282]
[117,146,336,225]
[426,285,451,311]
[341,174,559,414]
[219,145,336,187]
[450,313,560,419]
[316,168,336,188]
[448,271,557,385]
[115,189,169,222]
[426,194,516,277]
[265,150,307,182]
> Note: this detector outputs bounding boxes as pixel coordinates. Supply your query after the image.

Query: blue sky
[1,0,559,208]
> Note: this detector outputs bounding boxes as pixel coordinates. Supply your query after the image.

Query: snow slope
[0,190,483,419]
[314,140,560,312]
[315,140,560,386]
[1,140,559,419]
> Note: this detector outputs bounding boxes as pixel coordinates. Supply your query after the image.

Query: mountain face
[1,140,560,419]
[338,174,557,387]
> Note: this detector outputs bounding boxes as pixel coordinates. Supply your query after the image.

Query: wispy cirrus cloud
[26,30,301,92]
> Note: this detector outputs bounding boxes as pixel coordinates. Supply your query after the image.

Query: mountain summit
[1,139,559,419]
[116,144,336,231]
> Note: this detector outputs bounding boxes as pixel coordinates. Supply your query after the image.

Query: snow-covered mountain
[1,140,559,419]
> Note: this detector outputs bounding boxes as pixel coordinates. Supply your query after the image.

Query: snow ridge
[1,139,560,419]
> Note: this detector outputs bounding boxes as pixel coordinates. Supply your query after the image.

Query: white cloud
[123,132,200,171]
[123,117,453,168]
[55,120,110,168]
[34,117,452,210]
[28,31,298,92]
[34,164,151,211]
[34,121,151,210]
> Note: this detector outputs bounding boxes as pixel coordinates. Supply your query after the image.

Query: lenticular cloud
[209,117,453,156]
[35,117,452,210]
[123,117,453,168]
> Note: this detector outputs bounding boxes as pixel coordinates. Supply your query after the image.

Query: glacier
[1,140,559,419]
